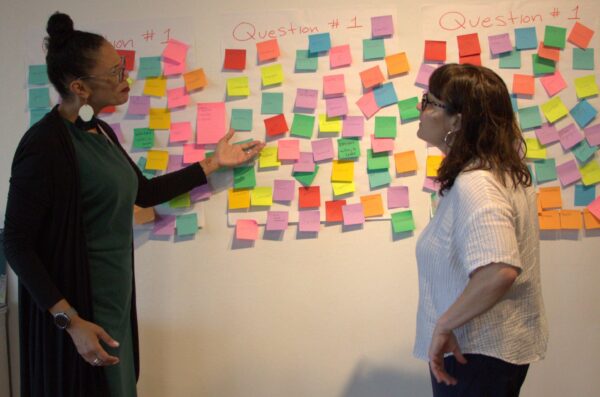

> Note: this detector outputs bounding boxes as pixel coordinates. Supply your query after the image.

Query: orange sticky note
[583,209,600,229]
[183,68,207,92]
[538,42,560,62]
[360,194,384,217]
[264,114,288,136]
[325,200,346,222]
[457,33,481,56]
[568,22,594,48]
[560,210,582,229]
[394,150,418,174]
[536,193,542,214]
[360,65,385,89]
[538,186,562,209]
[298,186,321,208]
[512,74,535,96]
[424,40,446,62]
[228,188,250,209]
[133,205,155,225]
[385,52,410,76]
[256,38,280,62]
[236,219,259,240]
[538,210,561,230]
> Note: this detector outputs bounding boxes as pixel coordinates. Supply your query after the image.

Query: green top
[67,120,138,397]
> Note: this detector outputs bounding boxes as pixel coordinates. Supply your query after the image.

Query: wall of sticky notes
[2,1,600,397]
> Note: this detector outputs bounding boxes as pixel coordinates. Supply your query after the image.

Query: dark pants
[430,354,530,397]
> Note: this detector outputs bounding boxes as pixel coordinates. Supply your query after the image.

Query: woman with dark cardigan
[3,12,264,397]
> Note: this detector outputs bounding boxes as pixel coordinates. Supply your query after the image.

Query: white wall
[1,0,599,396]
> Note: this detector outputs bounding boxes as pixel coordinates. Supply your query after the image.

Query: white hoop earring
[78,102,94,122]
[443,130,454,147]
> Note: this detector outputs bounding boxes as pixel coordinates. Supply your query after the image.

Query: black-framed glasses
[421,93,447,111]
[78,56,126,83]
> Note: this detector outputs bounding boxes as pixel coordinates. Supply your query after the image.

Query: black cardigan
[3,106,207,396]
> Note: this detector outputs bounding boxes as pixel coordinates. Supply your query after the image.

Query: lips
[121,86,130,93]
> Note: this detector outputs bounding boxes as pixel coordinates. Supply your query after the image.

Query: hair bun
[46,12,74,45]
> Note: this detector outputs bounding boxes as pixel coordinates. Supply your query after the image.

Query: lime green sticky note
[534,159,557,183]
[573,48,594,70]
[544,25,567,49]
[374,116,397,138]
[398,97,419,122]
[231,109,253,131]
[290,114,315,138]
[319,114,342,133]
[540,96,569,123]
[293,164,319,186]
[259,146,281,168]
[295,49,318,72]
[532,54,555,75]
[169,192,191,208]
[133,128,155,149]
[363,38,385,61]
[28,64,48,85]
[391,210,415,233]
[574,75,599,99]
[332,181,355,196]
[28,87,51,109]
[233,166,256,189]
[499,49,521,69]
[580,160,600,186]
[176,213,198,236]
[261,64,284,86]
[250,187,273,206]
[367,149,390,171]
[227,76,250,97]
[525,138,547,159]
[337,138,360,160]
[261,92,283,114]
[368,169,391,188]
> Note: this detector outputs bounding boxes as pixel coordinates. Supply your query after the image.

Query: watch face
[54,313,70,329]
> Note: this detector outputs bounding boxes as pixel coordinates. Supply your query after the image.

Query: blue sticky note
[570,100,598,129]
[518,106,542,130]
[28,87,51,109]
[176,213,198,236]
[28,65,48,85]
[30,108,50,126]
[534,159,557,183]
[574,184,596,206]
[295,50,318,72]
[363,39,385,61]
[572,140,597,164]
[261,92,284,115]
[137,56,162,79]
[515,27,537,50]
[499,49,521,69]
[231,109,253,131]
[368,169,391,189]
[373,82,398,107]
[308,33,331,54]
[573,48,594,70]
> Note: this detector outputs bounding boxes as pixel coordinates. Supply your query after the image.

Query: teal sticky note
[534,159,557,183]
[231,109,253,131]
[137,56,162,79]
[570,100,597,129]
[574,184,595,206]
[499,49,521,69]
[176,213,198,236]
[367,149,389,171]
[373,82,397,107]
[295,50,318,72]
[137,156,156,178]
[133,128,155,149]
[28,65,48,85]
[28,87,50,109]
[515,27,537,50]
[573,48,594,70]
[363,38,385,60]
[374,116,397,138]
[572,140,597,164]
[368,169,391,188]
[261,92,283,115]
[532,54,555,75]
[293,164,319,186]
[544,25,567,49]
[511,95,519,112]
[30,108,49,126]
[233,166,256,189]
[527,164,536,185]
[518,106,542,130]
[290,114,315,138]
[391,210,415,233]
[337,138,361,160]
[398,97,419,122]
[308,32,331,54]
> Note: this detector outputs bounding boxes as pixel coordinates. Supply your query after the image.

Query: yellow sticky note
[538,210,561,230]
[394,150,418,173]
[580,160,600,186]
[228,188,250,209]
[260,63,284,86]
[332,181,355,196]
[250,187,273,206]
[426,155,444,177]
[227,76,250,97]
[525,138,547,159]
[360,194,384,217]
[259,146,281,168]
[574,75,599,99]
[149,108,171,130]
[143,77,167,97]
[318,114,342,133]
[331,160,354,182]
[540,96,569,123]
[145,150,169,171]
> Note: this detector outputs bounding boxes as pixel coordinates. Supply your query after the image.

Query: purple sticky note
[387,186,409,209]
[342,203,365,225]
[109,123,124,143]
[152,215,176,236]
[585,124,600,146]
[556,159,582,186]
[273,179,295,201]
[371,15,394,38]
[356,91,380,119]
[295,88,318,110]
[127,95,150,115]
[299,210,320,232]
[558,123,584,150]
[343,116,365,138]
[415,64,436,88]
[311,138,335,162]
[326,96,348,117]
[535,123,560,145]
[266,211,289,231]
[488,33,512,55]
[293,152,316,172]
[191,184,212,201]
[370,134,395,153]
[167,154,184,172]
[423,177,440,192]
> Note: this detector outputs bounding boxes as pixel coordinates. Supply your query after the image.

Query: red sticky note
[359,65,385,89]
[512,74,535,96]
[326,200,347,222]
[224,49,246,70]
[538,42,560,62]
[100,105,116,114]
[264,114,288,136]
[459,54,481,66]
[424,40,446,62]
[256,39,280,62]
[298,186,321,208]
[116,50,135,71]
[568,22,594,48]
[457,33,481,57]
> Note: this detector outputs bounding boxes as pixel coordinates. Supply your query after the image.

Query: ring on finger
[92,357,102,366]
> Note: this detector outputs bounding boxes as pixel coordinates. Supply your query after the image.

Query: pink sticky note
[164,60,185,76]
[323,74,345,97]
[127,95,150,115]
[295,88,318,110]
[540,71,567,97]
[488,33,512,55]
[556,160,582,186]
[293,152,315,172]
[311,138,335,161]
[342,116,365,138]
[152,215,176,236]
[387,186,409,209]
[356,91,380,119]
[371,15,394,38]
[415,63,436,87]
[535,123,560,145]
[330,44,352,68]
[299,210,321,232]
[342,203,365,225]
[191,184,212,201]
[326,96,348,117]
[170,121,193,143]
[266,211,289,231]
[273,179,295,201]
[278,139,300,160]
[589,196,600,220]
[108,123,124,143]
[196,102,226,144]
[167,87,190,109]
[423,177,440,192]
[163,39,189,64]
[370,134,394,153]
[236,219,259,240]
[183,144,205,164]
[167,154,183,172]
[584,124,600,146]
[558,123,584,150]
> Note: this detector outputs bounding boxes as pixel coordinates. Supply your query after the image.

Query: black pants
[430,354,529,397]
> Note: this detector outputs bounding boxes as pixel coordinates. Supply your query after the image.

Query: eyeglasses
[78,56,126,83]
[421,93,447,111]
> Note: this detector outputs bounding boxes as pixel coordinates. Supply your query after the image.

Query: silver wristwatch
[53,307,78,330]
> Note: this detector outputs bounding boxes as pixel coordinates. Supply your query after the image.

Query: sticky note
[169,192,191,209]
[295,50,318,72]
[538,210,561,230]
[325,200,346,222]
[398,97,419,122]
[558,123,584,150]
[385,52,409,76]
[525,138,546,159]
[183,144,205,164]
[367,149,389,171]
[230,109,253,131]
[363,38,385,60]
[251,187,273,206]
[167,87,190,109]
[372,15,393,37]
[573,48,594,70]
[266,211,289,231]
[560,210,582,230]
[137,56,161,79]
[319,114,342,133]
[580,160,600,186]
[311,138,334,162]
[260,63,284,86]
[323,74,345,97]
[331,160,354,182]
[293,152,315,173]
[415,63,436,87]
[330,44,352,68]
[568,21,594,48]
[374,116,397,138]
[424,40,446,62]
[515,27,537,50]
[584,124,600,146]
[388,186,409,209]
[176,213,197,237]
[191,184,211,202]
[163,39,188,65]
[459,54,482,66]
[146,150,169,171]
[426,155,444,177]
[236,219,258,240]
[295,88,318,110]
[264,114,288,136]
[163,59,185,76]
[298,186,321,208]
[228,188,250,209]
[290,114,315,138]
[261,92,283,114]
[152,215,175,236]
[361,194,384,217]
[588,197,600,221]
[391,210,415,233]
[298,210,321,232]
[538,41,560,61]
[127,95,150,116]
[143,77,167,97]
[149,108,171,130]
[371,134,395,153]
[557,159,582,186]
[368,169,391,188]
[539,186,562,209]
[278,139,300,160]
[28,64,48,85]
[544,25,567,49]
[108,123,124,143]
[457,33,481,56]
[356,91,380,119]
[332,181,355,196]
[512,74,534,96]
[309,32,331,54]
[584,209,600,229]
[534,159,556,183]
[499,49,521,69]
[197,102,226,144]
[293,164,319,186]
[259,146,281,168]
[423,177,440,192]
[166,154,183,172]
[518,106,542,130]
[360,65,385,89]
[540,71,567,97]
[227,76,250,97]
[574,75,599,99]
[28,87,50,109]
[342,203,365,226]
[183,68,206,92]
[373,82,398,108]
[233,166,256,189]
[133,128,154,149]
[394,150,418,174]
[570,100,598,129]
[540,96,568,123]
[273,179,295,201]
[256,39,280,62]
[326,96,348,117]
[343,116,364,138]
[572,140,597,164]
[574,184,596,206]
[532,55,555,76]
[224,49,246,70]
[337,138,360,160]
[488,33,512,55]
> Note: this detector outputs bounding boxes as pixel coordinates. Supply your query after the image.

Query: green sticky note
[518,106,542,130]
[499,49,521,69]
[28,87,50,109]
[170,192,191,208]
[295,49,318,72]
[534,159,557,183]
[573,48,594,70]
[233,166,256,189]
[572,140,597,164]
[374,116,397,138]
[137,56,162,79]
[261,92,283,115]
[337,138,361,160]
[28,64,48,85]
[231,109,253,131]
[544,25,567,49]
[290,114,315,138]
[176,213,198,236]
[30,108,49,126]
[368,169,391,188]
[133,128,155,149]
[293,164,319,186]
[367,149,389,171]
[532,54,555,76]
[363,38,385,60]
[398,97,419,122]
[391,210,415,233]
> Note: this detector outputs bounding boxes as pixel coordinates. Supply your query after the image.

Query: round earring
[443,130,454,146]
[78,101,94,122]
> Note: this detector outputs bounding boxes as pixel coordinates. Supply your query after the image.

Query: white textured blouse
[413,170,548,365]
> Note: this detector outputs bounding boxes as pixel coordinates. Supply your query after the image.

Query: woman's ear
[450,113,462,132]
[67,79,90,101]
